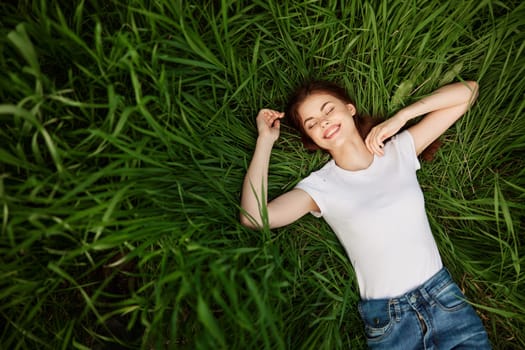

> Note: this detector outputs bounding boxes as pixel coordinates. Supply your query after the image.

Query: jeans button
[410,295,417,303]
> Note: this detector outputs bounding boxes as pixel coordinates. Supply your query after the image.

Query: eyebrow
[303,101,332,126]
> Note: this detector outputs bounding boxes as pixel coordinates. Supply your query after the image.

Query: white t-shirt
[295,130,443,300]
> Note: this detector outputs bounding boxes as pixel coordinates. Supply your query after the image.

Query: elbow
[467,80,479,103]
[239,214,261,230]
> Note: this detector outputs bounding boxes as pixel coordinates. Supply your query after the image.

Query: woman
[240,79,491,349]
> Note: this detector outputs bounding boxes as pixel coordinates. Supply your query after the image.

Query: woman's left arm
[366,81,479,156]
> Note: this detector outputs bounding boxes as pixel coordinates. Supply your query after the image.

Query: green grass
[0,0,524,349]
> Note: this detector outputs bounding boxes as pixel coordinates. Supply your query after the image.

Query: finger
[373,143,382,156]
[377,143,384,156]
[264,110,283,120]
[368,140,380,156]
[374,134,385,156]
[367,131,384,156]
[377,136,385,151]
[269,114,281,127]
[267,110,280,120]
[272,111,284,121]
[371,129,386,150]
[377,135,385,155]
[366,129,378,152]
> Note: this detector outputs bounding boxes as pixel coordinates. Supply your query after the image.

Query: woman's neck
[330,137,374,171]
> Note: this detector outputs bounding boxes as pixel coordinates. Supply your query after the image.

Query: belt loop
[390,299,401,322]
[419,285,432,306]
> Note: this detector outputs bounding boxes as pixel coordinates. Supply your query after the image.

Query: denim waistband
[360,267,455,313]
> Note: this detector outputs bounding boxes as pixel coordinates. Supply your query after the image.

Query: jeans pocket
[358,300,394,341]
[432,281,468,311]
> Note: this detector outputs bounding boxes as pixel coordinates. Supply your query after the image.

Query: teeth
[325,126,339,138]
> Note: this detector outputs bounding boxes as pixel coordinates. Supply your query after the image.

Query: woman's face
[298,93,357,151]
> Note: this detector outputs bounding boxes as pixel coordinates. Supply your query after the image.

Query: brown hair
[285,80,441,161]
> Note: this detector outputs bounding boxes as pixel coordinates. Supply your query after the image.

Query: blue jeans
[358,267,491,349]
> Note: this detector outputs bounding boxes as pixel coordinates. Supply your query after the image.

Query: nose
[320,117,330,128]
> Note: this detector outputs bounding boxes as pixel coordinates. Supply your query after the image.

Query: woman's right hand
[256,109,284,143]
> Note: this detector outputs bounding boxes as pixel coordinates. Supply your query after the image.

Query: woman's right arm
[240,109,318,230]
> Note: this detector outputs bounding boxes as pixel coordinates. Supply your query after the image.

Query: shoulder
[390,129,413,146]
[386,130,417,154]
[294,161,335,218]
[296,160,336,189]
[388,130,420,170]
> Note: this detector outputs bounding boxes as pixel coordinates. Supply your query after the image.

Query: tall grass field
[1,0,524,349]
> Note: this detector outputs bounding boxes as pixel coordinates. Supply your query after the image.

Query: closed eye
[307,121,317,129]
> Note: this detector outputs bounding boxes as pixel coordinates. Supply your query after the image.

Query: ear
[345,103,356,116]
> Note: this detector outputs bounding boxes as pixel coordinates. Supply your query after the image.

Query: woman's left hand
[365,113,407,156]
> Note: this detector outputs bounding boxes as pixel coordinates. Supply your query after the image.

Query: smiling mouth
[323,124,341,139]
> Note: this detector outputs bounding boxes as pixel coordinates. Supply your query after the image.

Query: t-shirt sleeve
[395,130,421,171]
[295,174,324,218]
